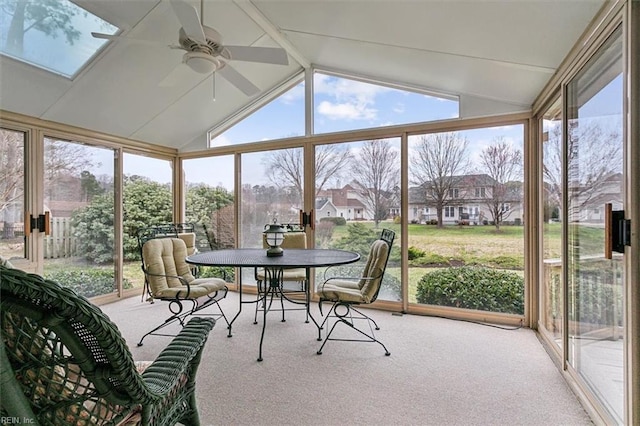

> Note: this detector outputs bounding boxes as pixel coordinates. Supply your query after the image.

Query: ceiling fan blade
[92,32,120,41]
[218,65,260,96]
[225,46,289,66]
[92,32,184,50]
[170,0,207,45]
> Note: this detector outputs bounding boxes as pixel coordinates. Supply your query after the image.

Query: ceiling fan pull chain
[212,73,216,101]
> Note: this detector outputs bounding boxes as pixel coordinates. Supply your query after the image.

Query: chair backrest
[359,229,395,303]
[178,232,197,255]
[142,238,195,295]
[0,265,147,423]
[262,231,307,250]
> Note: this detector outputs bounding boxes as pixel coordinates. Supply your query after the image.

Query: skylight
[0,0,117,78]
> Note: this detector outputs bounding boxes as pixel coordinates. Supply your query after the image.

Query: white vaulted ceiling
[0,0,606,151]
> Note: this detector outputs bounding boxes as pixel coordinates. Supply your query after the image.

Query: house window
[445,206,455,217]
[327,211,331,216]
[501,203,511,212]
[447,188,459,198]
[475,187,486,197]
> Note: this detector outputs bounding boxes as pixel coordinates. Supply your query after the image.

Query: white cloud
[317,100,377,121]
[313,74,395,122]
[392,103,405,114]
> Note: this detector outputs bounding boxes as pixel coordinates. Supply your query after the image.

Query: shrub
[44,268,133,299]
[415,266,524,314]
[484,255,523,270]
[409,253,451,267]
[199,266,234,282]
[319,216,346,226]
[408,245,426,260]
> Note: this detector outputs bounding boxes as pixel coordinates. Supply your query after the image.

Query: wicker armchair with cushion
[315,228,395,356]
[0,265,215,425]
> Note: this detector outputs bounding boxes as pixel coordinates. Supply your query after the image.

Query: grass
[2,220,603,310]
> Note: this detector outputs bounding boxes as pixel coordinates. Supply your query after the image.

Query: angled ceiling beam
[233,0,310,69]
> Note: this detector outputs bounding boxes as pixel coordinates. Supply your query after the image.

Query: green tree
[80,170,104,202]
[185,184,234,225]
[330,223,379,258]
[71,191,114,264]
[2,0,85,55]
[122,176,172,260]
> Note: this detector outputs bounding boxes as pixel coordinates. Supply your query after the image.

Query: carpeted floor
[101,291,593,426]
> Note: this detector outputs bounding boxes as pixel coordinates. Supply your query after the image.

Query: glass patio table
[186,248,360,361]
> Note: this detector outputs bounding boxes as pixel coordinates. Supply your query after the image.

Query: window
[501,203,511,212]
[448,188,459,198]
[313,72,458,134]
[210,81,305,147]
[444,206,455,217]
[0,0,118,78]
[475,187,486,197]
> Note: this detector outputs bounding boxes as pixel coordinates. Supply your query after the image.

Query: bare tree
[478,137,522,231]
[566,120,622,216]
[542,123,563,222]
[0,130,24,237]
[410,132,470,228]
[264,145,352,199]
[350,139,399,227]
[43,139,97,202]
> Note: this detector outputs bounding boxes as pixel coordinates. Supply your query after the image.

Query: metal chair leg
[316,302,390,356]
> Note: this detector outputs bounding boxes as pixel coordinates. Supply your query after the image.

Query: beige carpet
[101,291,592,426]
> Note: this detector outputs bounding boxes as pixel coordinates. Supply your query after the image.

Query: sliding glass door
[42,137,117,298]
[566,27,625,424]
[0,128,26,264]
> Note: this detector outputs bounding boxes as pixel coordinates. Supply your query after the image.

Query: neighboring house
[316,183,368,220]
[408,174,524,225]
[571,172,623,223]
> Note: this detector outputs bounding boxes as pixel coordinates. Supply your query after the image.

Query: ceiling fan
[92,0,289,96]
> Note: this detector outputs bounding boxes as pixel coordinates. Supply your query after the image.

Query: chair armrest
[143,268,193,298]
[141,317,215,395]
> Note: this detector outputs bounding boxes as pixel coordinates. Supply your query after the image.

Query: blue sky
[211,73,459,147]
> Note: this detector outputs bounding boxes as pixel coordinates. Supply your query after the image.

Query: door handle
[605,203,630,259]
[24,211,51,236]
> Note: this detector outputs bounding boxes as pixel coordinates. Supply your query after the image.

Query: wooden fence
[44,217,77,259]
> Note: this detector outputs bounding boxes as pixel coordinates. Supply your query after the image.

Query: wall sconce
[264,220,286,257]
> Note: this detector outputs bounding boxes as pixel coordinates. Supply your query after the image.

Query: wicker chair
[316,229,395,356]
[0,265,215,425]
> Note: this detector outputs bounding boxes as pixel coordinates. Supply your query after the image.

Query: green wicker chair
[0,265,215,426]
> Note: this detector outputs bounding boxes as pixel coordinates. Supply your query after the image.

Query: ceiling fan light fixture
[183,51,219,74]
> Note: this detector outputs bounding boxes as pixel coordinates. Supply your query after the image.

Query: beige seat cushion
[317,280,366,303]
[317,239,389,304]
[256,267,307,281]
[143,238,225,299]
